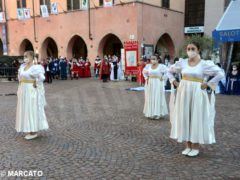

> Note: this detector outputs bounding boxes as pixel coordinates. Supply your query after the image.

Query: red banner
[124,41,138,75]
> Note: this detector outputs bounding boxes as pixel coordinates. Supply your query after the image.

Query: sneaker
[187,149,199,157]
[182,148,191,155]
[24,134,38,140]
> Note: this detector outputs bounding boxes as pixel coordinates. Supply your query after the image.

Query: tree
[179,35,213,60]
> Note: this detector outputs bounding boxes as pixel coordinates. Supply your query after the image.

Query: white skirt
[16,83,49,132]
[170,80,216,144]
[143,78,168,118]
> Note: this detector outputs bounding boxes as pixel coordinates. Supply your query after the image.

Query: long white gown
[16,64,49,133]
[143,64,168,119]
[168,58,224,144]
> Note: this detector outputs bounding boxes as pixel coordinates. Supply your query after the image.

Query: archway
[41,37,58,58]
[0,39,3,56]
[98,33,123,58]
[67,35,88,59]
[155,33,175,60]
[19,39,34,55]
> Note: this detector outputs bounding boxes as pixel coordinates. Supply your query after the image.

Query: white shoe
[187,149,199,157]
[181,148,191,155]
[24,134,38,140]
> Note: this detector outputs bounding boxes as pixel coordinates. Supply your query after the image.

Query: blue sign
[212,29,240,42]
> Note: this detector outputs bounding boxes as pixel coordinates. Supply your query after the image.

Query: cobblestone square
[0,79,240,179]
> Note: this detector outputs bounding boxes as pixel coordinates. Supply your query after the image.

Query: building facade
[184,0,240,64]
[0,0,185,62]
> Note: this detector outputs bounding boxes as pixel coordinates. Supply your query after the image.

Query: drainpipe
[3,0,9,55]
[88,0,92,40]
[32,0,38,43]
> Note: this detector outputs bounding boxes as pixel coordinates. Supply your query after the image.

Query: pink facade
[0,1,185,63]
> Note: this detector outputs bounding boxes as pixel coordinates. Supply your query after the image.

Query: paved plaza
[0,79,240,180]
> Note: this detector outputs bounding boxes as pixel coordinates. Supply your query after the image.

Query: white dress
[16,64,49,133]
[143,64,168,119]
[168,58,225,144]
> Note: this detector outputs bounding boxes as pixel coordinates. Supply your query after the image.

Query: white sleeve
[203,60,225,90]
[142,64,150,80]
[167,58,185,83]
[29,65,45,79]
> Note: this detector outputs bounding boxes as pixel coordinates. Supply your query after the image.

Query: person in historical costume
[143,55,168,119]
[137,58,146,86]
[100,56,110,82]
[84,58,91,78]
[59,57,67,80]
[225,64,240,95]
[78,58,85,78]
[168,42,225,157]
[16,51,49,140]
[117,56,125,81]
[94,56,101,78]
[71,59,79,80]
[110,59,118,81]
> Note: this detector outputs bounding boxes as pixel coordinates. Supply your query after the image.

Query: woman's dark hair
[187,41,201,50]
[25,51,35,59]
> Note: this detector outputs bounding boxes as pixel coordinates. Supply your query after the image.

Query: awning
[212,0,240,42]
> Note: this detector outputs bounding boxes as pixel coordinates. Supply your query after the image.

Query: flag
[23,8,31,19]
[81,0,88,9]
[104,0,113,7]
[17,8,24,20]
[40,5,49,17]
[51,2,58,14]
[0,12,6,23]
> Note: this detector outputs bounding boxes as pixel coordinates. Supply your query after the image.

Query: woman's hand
[173,80,179,88]
[201,83,208,90]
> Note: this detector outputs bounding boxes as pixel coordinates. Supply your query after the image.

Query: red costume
[84,61,91,77]
[71,62,79,79]
[137,63,146,85]
[78,61,85,78]
[100,59,110,81]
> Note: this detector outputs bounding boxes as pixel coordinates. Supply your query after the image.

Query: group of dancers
[143,41,224,157]
[16,41,224,157]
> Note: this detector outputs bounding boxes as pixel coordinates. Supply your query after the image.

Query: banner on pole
[51,2,58,14]
[0,12,6,23]
[23,8,31,19]
[104,0,113,7]
[81,0,88,9]
[17,8,24,20]
[41,5,49,17]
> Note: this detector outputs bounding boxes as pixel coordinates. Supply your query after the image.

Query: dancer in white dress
[168,42,224,157]
[143,55,168,119]
[16,51,49,140]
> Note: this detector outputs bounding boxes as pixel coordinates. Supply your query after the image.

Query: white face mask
[187,51,198,59]
[151,60,158,64]
[233,67,237,70]
[24,58,29,63]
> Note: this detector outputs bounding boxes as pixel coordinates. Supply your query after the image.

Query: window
[99,0,103,6]
[185,0,205,27]
[40,0,51,12]
[67,0,81,10]
[17,0,27,8]
[99,0,115,6]
[162,0,170,8]
[0,0,3,11]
